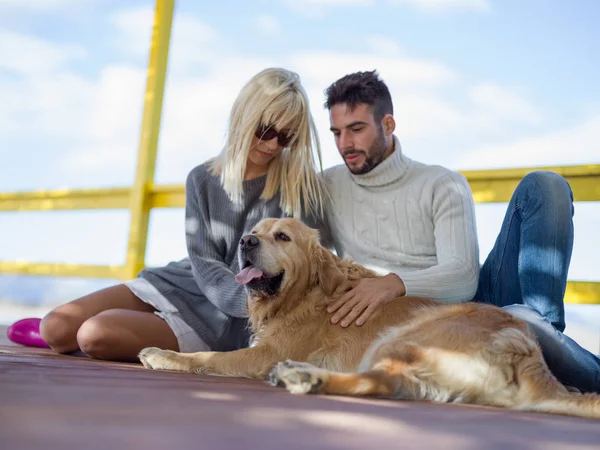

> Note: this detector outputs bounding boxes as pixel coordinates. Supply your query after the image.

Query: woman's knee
[76,311,122,359]
[40,310,80,353]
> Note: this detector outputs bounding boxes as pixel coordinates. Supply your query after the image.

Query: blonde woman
[39,68,328,362]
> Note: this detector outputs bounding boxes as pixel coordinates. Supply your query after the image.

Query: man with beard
[321,70,600,393]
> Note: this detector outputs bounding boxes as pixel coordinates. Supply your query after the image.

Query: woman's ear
[310,243,346,296]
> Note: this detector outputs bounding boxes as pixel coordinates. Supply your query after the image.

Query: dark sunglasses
[255,125,293,147]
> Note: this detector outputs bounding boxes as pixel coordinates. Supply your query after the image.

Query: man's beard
[343,129,387,175]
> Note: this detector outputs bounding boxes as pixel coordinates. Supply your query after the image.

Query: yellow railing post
[124,0,175,280]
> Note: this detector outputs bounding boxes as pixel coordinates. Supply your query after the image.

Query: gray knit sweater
[138,163,288,351]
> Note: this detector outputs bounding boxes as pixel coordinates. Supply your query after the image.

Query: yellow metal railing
[124,0,174,280]
[1,0,599,304]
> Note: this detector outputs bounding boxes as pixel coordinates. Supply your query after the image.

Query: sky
[0,0,599,311]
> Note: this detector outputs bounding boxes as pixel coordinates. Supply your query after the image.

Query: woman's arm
[184,169,250,318]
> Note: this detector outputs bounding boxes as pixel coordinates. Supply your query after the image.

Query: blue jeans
[475,171,600,393]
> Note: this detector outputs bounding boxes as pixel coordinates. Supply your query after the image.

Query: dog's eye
[275,232,291,242]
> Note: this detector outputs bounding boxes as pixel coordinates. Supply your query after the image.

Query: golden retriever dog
[139,218,600,419]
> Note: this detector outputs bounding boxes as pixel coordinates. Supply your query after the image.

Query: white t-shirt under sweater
[324,136,480,303]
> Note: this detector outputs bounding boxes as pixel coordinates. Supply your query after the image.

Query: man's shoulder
[323,164,351,183]
[409,159,467,184]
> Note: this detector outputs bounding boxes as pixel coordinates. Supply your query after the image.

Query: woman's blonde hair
[209,67,327,219]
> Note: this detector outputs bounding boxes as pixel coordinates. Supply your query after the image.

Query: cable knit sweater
[323,136,480,303]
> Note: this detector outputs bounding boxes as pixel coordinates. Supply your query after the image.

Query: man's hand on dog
[327,274,406,327]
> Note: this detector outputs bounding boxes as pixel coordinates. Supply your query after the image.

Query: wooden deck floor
[1,326,599,450]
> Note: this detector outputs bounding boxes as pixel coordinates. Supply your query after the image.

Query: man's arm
[392,171,480,302]
[329,171,479,326]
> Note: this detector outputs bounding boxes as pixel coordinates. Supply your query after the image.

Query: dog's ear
[310,243,346,296]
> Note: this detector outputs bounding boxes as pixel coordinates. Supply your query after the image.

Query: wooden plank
[1,329,599,450]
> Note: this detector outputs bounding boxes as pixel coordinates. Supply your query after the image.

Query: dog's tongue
[235,266,264,285]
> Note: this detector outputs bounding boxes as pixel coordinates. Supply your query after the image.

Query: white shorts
[124,278,210,353]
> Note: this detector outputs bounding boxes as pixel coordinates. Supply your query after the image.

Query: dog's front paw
[138,347,177,370]
[268,360,328,395]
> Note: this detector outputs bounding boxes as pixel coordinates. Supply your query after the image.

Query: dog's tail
[488,328,600,420]
[513,350,600,420]
[522,393,600,420]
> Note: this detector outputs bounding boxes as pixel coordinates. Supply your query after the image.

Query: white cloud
[0,13,588,192]
[59,65,146,175]
[456,115,600,170]
[366,35,404,55]
[389,0,491,13]
[0,71,102,141]
[0,9,225,187]
[291,51,457,91]
[284,0,490,18]
[469,83,542,126]
[0,28,145,179]
[0,26,548,185]
[254,14,282,36]
[0,0,101,20]
[289,0,374,5]
[110,7,218,72]
[109,7,155,57]
[0,0,85,12]
[165,10,218,70]
[393,91,465,137]
[0,30,86,74]
[285,50,565,171]
[284,0,374,19]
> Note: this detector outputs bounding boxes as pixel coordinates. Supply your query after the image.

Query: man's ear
[310,243,346,296]
[382,114,395,137]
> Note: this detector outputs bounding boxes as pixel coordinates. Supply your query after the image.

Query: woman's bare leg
[40,284,178,359]
[75,308,179,362]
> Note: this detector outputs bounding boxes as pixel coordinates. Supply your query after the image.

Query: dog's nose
[240,234,259,251]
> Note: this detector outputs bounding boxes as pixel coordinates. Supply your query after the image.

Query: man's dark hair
[324,70,393,121]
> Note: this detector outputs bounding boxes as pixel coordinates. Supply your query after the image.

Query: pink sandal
[7,318,50,348]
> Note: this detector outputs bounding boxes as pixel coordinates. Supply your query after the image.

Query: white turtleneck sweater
[323,136,480,303]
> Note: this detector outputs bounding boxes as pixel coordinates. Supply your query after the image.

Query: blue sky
[0,0,599,309]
